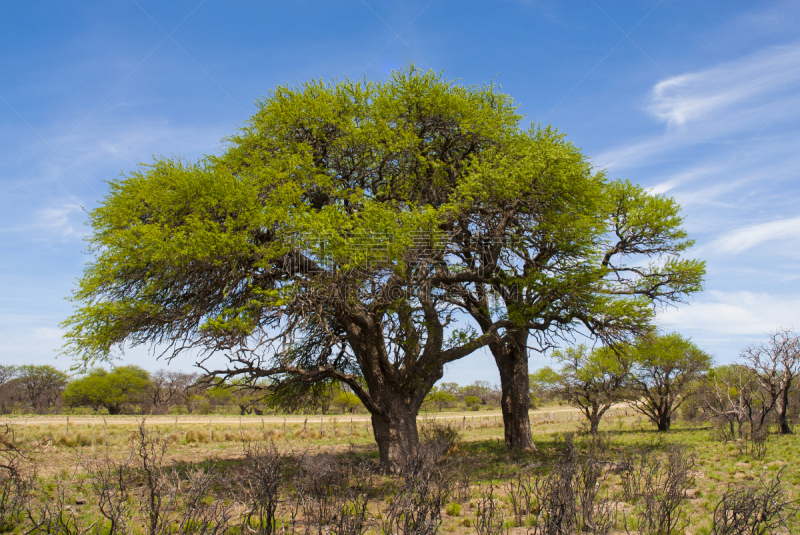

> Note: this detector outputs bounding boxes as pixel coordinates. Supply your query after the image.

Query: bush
[711,469,797,535]
[465,396,481,408]
[445,502,462,517]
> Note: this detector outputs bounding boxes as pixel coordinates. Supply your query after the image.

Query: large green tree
[62,68,702,468]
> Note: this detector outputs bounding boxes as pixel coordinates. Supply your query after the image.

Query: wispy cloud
[1,198,87,241]
[658,290,800,340]
[593,43,800,171]
[649,44,800,127]
[709,216,800,255]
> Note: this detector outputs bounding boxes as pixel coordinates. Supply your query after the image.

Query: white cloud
[647,180,678,195]
[0,198,87,240]
[593,44,800,172]
[709,216,800,255]
[649,44,800,127]
[658,290,800,337]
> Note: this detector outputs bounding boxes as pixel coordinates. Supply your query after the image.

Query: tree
[63,365,151,414]
[740,328,800,435]
[461,175,704,450]
[331,385,364,414]
[461,380,497,405]
[701,364,768,438]
[15,365,68,413]
[533,345,631,435]
[61,68,702,469]
[423,386,456,412]
[0,365,17,414]
[144,369,196,414]
[627,333,711,431]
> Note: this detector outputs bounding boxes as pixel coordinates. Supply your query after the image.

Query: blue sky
[1,1,799,384]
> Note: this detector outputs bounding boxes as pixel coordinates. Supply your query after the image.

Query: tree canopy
[627,332,711,431]
[63,365,151,414]
[533,344,631,434]
[62,68,704,468]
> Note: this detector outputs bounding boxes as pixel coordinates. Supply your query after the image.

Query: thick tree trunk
[371,403,420,472]
[492,333,535,451]
[656,414,671,432]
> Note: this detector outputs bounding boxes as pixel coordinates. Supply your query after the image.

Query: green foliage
[628,332,712,431]
[424,386,457,411]
[536,345,631,433]
[63,365,151,414]
[464,396,481,408]
[445,502,462,516]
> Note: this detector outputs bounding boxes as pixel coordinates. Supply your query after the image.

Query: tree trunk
[492,333,535,451]
[777,388,793,435]
[589,416,600,435]
[371,404,420,472]
[657,414,671,432]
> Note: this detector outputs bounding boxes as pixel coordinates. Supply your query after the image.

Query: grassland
[1,407,798,534]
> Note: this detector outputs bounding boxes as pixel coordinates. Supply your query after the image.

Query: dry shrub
[233,441,284,534]
[712,468,797,535]
[379,443,455,535]
[419,421,461,460]
[128,421,233,535]
[0,425,33,531]
[24,471,100,535]
[475,484,507,535]
[504,468,535,527]
[81,450,136,535]
[529,435,614,535]
[620,444,695,535]
[294,453,373,534]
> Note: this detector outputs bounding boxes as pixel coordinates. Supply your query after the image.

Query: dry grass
[0,410,798,534]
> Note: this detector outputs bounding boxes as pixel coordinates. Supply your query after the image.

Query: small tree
[461,380,497,406]
[63,366,151,414]
[423,386,456,412]
[0,366,17,414]
[14,365,68,413]
[740,328,800,435]
[627,333,711,431]
[701,365,759,439]
[143,370,196,414]
[533,344,630,435]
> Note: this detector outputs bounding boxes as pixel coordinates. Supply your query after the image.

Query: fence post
[174,416,178,435]
[282,417,286,436]
[462,416,466,431]
[209,418,213,442]
[66,416,69,436]
[103,417,107,445]
[303,418,307,432]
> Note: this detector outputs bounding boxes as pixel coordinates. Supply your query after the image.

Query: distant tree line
[0,364,506,416]
[532,329,800,436]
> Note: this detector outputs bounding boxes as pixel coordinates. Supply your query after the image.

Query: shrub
[711,469,797,535]
[445,502,462,517]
